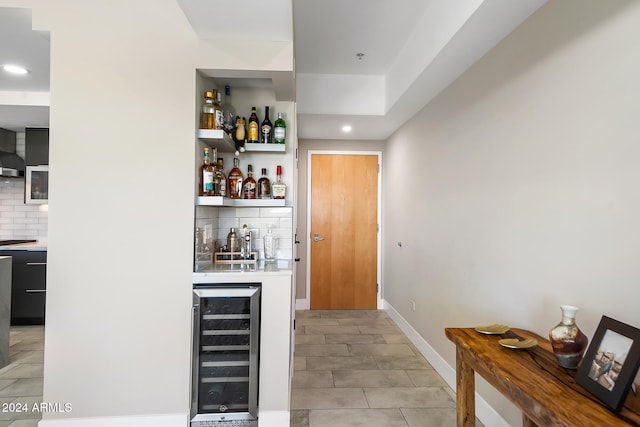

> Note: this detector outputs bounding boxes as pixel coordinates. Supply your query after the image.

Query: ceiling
[0,0,547,139]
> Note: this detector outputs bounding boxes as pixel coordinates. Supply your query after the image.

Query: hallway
[290,310,482,427]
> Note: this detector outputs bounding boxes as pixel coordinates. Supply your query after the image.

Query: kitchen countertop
[193,259,293,279]
[0,242,47,251]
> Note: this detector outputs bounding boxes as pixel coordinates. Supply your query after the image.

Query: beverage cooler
[191,284,261,427]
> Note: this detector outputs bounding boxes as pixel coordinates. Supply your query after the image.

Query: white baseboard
[295,298,309,310]
[38,413,187,427]
[383,300,510,427]
[38,411,289,427]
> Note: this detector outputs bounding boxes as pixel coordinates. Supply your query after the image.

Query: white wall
[0,0,294,423]
[383,0,640,425]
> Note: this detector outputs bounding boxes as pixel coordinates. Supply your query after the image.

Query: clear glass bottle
[213,155,226,197]
[263,225,275,260]
[242,164,257,199]
[272,165,286,200]
[261,106,273,143]
[199,147,215,196]
[227,157,244,199]
[199,91,215,129]
[221,85,236,136]
[258,168,271,199]
[549,305,589,369]
[214,91,224,130]
[248,107,259,143]
[274,112,286,144]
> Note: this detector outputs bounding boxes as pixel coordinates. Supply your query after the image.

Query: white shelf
[197,129,235,153]
[196,197,286,207]
[244,143,286,153]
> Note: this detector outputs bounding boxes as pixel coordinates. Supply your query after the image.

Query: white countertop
[0,242,47,251]
[193,259,293,280]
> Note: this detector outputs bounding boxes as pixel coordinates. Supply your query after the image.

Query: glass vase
[549,305,589,369]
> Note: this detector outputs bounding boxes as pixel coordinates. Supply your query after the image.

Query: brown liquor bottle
[227,157,244,199]
[199,147,215,196]
[247,107,259,143]
[242,165,257,199]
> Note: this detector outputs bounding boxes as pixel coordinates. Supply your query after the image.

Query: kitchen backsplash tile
[195,205,293,260]
[0,179,48,241]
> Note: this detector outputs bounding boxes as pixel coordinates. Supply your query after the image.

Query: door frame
[305,150,383,310]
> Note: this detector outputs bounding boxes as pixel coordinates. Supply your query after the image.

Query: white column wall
[0,0,294,423]
[383,1,640,425]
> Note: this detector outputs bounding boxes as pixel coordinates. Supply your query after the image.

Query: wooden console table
[445,327,640,427]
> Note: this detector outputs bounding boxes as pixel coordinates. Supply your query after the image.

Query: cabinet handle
[26,262,47,266]
[25,289,46,293]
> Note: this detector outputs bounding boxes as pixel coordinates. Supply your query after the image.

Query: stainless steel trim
[25,289,46,293]
[26,262,47,266]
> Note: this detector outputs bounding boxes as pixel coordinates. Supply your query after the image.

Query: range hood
[0,128,25,178]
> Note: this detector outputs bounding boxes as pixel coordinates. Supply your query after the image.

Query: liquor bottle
[274,112,286,144]
[227,157,244,199]
[221,85,236,136]
[214,91,224,130]
[257,168,271,199]
[242,164,257,199]
[214,157,226,197]
[272,165,286,199]
[247,107,259,143]
[261,106,273,143]
[235,116,246,143]
[199,91,215,129]
[199,147,215,196]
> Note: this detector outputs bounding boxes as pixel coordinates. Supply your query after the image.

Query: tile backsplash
[0,179,48,241]
[195,206,293,261]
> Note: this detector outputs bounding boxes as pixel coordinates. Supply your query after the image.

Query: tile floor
[0,314,482,427]
[0,326,44,427]
[291,310,482,427]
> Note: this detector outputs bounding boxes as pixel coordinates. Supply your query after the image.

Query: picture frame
[575,315,640,412]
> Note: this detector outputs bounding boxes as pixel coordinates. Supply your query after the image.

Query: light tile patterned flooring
[0,326,44,427]
[291,310,483,427]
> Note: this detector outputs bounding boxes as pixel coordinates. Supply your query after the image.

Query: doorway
[308,152,381,309]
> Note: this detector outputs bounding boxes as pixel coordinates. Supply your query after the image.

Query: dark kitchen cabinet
[0,250,47,325]
[25,128,49,166]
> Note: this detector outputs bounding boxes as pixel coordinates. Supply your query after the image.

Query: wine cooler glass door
[192,286,260,423]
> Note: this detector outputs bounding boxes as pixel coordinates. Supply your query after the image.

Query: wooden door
[310,154,378,309]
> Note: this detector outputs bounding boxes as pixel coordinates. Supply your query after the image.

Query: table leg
[522,414,539,427]
[456,346,475,427]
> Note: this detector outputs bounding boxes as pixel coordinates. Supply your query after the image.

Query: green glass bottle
[274,112,286,144]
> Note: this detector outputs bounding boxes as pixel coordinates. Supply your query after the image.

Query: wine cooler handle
[313,233,325,242]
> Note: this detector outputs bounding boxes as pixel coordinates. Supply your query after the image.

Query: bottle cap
[248,164,253,173]
[262,168,267,175]
[277,165,282,175]
[205,91,214,98]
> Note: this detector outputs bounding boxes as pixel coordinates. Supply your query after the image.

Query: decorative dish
[475,324,510,335]
[498,338,538,349]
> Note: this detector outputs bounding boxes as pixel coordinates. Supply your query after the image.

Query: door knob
[313,233,325,242]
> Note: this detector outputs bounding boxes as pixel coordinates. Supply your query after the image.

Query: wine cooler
[191,284,261,427]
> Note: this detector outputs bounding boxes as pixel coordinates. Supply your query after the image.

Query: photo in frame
[575,315,640,412]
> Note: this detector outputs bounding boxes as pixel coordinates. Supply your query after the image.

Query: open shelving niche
[194,69,295,209]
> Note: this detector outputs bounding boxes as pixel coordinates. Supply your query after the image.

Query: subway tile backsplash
[0,179,48,241]
[195,206,293,261]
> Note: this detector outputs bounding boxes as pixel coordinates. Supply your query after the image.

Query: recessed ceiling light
[2,64,30,75]
[342,125,352,133]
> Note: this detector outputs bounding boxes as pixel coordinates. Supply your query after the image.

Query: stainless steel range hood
[0,128,26,178]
